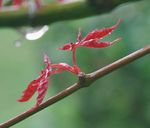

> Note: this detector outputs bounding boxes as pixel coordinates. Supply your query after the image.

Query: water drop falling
[14,40,22,47]
[25,25,49,40]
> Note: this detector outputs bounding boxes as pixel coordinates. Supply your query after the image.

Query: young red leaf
[59,20,121,73]
[18,54,51,106]
[18,54,80,107]
[36,77,49,106]
[80,38,122,48]
[81,19,121,42]
[51,62,80,74]
[59,19,121,51]
[18,79,39,102]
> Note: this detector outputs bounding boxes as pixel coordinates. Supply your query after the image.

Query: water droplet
[25,25,49,40]
[14,40,22,47]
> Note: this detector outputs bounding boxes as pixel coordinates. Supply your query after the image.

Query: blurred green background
[0,0,150,128]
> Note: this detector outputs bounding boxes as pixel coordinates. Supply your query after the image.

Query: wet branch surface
[0,44,149,128]
[0,0,139,27]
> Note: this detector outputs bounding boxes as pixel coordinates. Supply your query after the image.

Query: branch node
[0,44,149,128]
[78,72,90,88]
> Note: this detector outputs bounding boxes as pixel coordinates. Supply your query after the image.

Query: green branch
[0,44,149,128]
[0,0,139,27]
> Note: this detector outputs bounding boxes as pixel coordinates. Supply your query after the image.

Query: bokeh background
[0,0,150,128]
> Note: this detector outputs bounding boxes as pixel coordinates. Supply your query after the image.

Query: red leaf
[59,20,121,71]
[51,63,80,74]
[44,53,51,70]
[36,77,49,106]
[77,29,82,43]
[80,38,122,48]
[59,19,121,51]
[18,54,51,106]
[18,80,39,102]
[82,19,121,42]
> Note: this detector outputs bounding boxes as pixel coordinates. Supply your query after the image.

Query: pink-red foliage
[18,55,80,106]
[18,20,121,107]
[18,54,51,106]
[59,20,121,73]
[51,63,80,74]
[59,19,121,51]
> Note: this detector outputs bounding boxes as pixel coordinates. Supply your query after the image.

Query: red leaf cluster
[18,55,80,106]
[51,63,80,74]
[18,54,51,106]
[59,20,121,73]
[59,19,121,51]
[18,20,121,107]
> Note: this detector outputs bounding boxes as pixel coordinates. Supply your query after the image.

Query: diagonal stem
[87,44,150,82]
[0,44,150,128]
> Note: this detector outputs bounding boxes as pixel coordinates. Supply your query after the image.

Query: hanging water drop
[15,25,49,43]
[25,25,49,40]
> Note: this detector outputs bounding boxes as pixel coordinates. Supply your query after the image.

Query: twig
[88,44,150,82]
[0,0,139,27]
[0,44,149,128]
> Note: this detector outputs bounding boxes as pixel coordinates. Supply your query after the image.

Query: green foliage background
[0,1,150,128]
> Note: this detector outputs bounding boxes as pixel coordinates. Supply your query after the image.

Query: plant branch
[87,44,150,82]
[0,44,149,128]
[0,0,139,27]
